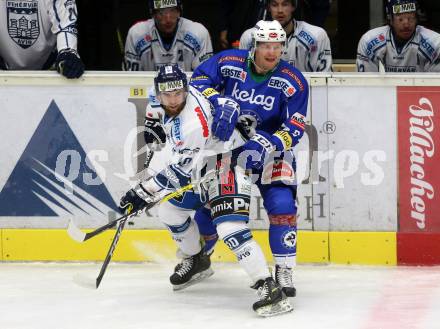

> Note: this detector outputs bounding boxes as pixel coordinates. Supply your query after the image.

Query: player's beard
[163,101,186,117]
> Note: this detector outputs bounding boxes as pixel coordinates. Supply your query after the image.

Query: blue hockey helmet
[154,64,188,95]
[148,0,182,15]
[386,0,417,18]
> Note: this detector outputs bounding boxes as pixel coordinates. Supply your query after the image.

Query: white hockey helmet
[252,20,287,45]
[250,20,286,65]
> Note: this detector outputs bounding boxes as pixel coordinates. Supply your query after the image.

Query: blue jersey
[190,49,309,151]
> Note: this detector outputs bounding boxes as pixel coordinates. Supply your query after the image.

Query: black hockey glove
[56,49,85,79]
[144,113,166,149]
[118,184,156,215]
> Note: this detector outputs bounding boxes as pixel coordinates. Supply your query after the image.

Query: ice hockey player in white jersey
[118,64,293,317]
[357,0,440,72]
[239,0,332,72]
[124,0,213,71]
[0,0,84,78]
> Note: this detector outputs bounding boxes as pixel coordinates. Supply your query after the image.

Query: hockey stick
[93,150,154,288]
[95,206,131,288]
[85,183,194,289]
[67,149,155,242]
[67,182,194,242]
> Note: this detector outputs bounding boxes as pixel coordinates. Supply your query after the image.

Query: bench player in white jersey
[124,0,213,71]
[357,0,440,72]
[0,0,84,78]
[118,64,293,317]
[239,0,332,72]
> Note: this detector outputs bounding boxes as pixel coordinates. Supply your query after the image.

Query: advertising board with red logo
[397,87,440,232]
[397,86,440,264]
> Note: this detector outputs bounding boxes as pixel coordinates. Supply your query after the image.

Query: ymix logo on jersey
[0,100,118,217]
[7,0,40,49]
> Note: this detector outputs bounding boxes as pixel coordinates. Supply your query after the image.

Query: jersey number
[125,60,140,71]
[68,7,78,21]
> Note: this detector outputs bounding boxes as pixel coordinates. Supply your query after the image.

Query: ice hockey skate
[252,277,293,317]
[170,250,214,291]
[275,265,296,297]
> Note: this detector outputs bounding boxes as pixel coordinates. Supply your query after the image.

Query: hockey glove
[212,97,240,141]
[118,183,155,215]
[144,112,166,150]
[241,131,276,170]
[56,49,84,79]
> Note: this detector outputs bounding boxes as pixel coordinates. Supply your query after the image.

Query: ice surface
[0,262,439,329]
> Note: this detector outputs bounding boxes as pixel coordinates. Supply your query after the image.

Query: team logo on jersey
[268,77,296,97]
[231,82,275,111]
[220,66,247,82]
[282,230,297,249]
[7,0,40,49]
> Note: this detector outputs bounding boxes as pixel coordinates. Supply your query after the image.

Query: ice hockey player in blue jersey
[190,20,309,299]
[119,64,293,317]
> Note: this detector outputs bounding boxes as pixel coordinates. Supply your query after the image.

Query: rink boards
[0,72,439,265]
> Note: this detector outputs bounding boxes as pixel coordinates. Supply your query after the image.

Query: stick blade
[67,220,87,242]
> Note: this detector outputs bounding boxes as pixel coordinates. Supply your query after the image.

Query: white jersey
[357,25,440,72]
[239,20,332,72]
[0,0,79,70]
[124,17,213,71]
[145,86,246,193]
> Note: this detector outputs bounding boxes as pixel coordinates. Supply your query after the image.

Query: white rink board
[327,86,397,231]
[1,72,439,231]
